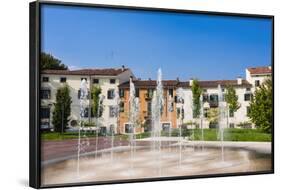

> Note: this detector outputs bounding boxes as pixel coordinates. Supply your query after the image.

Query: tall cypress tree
[191,79,202,119]
[52,84,72,132]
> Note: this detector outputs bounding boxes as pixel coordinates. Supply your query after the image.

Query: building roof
[118,80,180,89]
[247,66,272,75]
[41,68,129,76]
[196,80,251,88]
[119,79,252,89]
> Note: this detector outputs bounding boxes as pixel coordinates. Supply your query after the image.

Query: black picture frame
[30,1,274,188]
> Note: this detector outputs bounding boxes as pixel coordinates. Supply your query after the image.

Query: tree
[249,78,272,133]
[41,52,68,70]
[52,84,72,132]
[225,86,240,113]
[207,108,219,123]
[91,85,102,117]
[191,79,202,119]
[225,86,240,128]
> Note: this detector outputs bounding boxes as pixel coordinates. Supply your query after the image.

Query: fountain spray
[176,87,184,167]
[217,84,225,162]
[95,94,104,160]
[77,79,89,177]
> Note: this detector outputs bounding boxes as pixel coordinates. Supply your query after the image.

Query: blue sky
[41,4,272,80]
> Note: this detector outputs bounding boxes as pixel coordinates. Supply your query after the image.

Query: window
[175,96,184,103]
[119,89,124,98]
[110,79,116,84]
[81,78,87,81]
[204,108,208,118]
[135,88,139,97]
[40,107,50,119]
[168,89,173,97]
[246,106,250,116]
[229,109,234,117]
[147,89,153,98]
[93,79,99,84]
[255,80,260,87]
[229,123,235,128]
[81,107,89,118]
[107,89,115,99]
[244,93,252,101]
[109,106,116,118]
[162,123,171,131]
[177,108,180,119]
[147,102,152,116]
[119,102,124,112]
[168,102,174,112]
[209,94,218,107]
[60,77,66,83]
[40,89,51,99]
[125,123,133,133]
[222,88,225,92]
[246,88,251,91]
[203,94,209,102]
[42,77,49,82]
[78,89,89,99]
[181,108,184,119]
[110,125,115,135]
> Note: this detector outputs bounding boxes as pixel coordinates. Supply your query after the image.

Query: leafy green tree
[249,78,272,133]
[41,52,68,70]
[91,85,102,117]
[191,79,202,118]
[207,108,219,123]
[225,86,240,114]
[225,86,240,128]
[52,84,72,132]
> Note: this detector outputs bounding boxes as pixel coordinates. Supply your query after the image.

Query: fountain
[200,95,204,150]
[95,94,105,159]
[176,87,184,166]
[41,71,272,186]
[188,94,195,146]
[110,89,120,161]
[167,94,173,151]
[128,76,139,174]
[217,84,225,162]
[151,68,164,175]
[77,79,90,177]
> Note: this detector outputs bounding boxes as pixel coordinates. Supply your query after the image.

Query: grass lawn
[41,132,97,141]
[41,128,271,142]
[191,128,271,142]
[41,131,129,141]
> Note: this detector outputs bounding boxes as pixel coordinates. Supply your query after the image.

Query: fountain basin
[41,141,271,186]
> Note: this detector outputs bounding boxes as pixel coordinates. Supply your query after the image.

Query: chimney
[176,77,179,82]
[237,76,242,85]
[189,78,193,86]
[148,78,151,81]
[121,65,125,71]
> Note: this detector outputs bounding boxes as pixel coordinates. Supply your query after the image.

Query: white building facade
[40,65,271,132]
[175,66,272,129]
[40,66,134,133]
